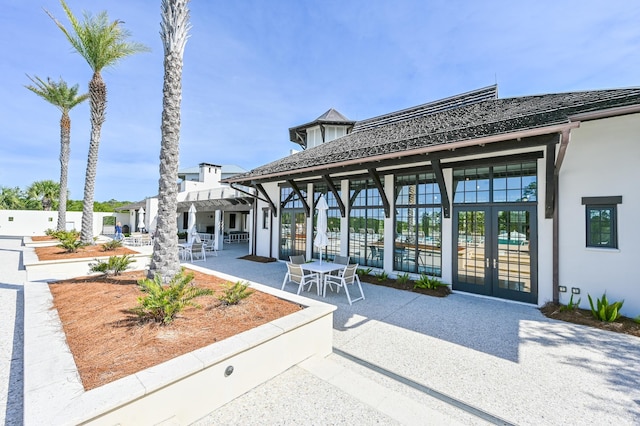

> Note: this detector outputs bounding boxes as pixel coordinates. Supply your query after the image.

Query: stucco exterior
[558,113,640,316]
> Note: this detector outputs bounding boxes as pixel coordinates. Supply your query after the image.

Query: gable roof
[227,87,640,185]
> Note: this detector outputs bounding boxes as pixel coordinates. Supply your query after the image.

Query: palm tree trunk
[81,72,106,244]
[149,49,183,279]
[149,0,190,279]
[57,112,71,231]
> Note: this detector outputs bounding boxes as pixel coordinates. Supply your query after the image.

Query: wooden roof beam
[431,158,450,218]
[322,174,346,217]
[367,168,391,218]
[253,183,277,217]
[287,179,311,217]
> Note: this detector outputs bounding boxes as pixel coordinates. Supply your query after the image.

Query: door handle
[486,258,489,268]
[493,259,497,269]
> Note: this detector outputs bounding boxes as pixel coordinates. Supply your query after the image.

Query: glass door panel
[493,208,534,301]
[454,209,489,294]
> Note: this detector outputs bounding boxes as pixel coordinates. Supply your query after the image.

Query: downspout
[251,198,257,255]
[552,129,573,303]
[269,207,274,259]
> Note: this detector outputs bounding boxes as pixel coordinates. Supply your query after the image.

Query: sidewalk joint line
[333,347,516,426]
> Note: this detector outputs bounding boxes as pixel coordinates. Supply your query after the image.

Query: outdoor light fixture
[224,365,234,377]
[558,286,567,292]
[572,287,580,294]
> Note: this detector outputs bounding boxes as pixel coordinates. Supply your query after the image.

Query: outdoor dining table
[301,261,346,296]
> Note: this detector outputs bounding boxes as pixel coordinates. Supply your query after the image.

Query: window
[349,178,385,268]
[262,208,270,229]
[229,213,236,229]
[453,161,537,204]
[395,173,442,276]
[582,196,621,249]
[312,184,341,261]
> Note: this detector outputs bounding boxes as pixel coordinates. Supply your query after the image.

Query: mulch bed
[35,244,138,261]
[31,235,56,242]
[49,269,303,390]
[358,274,452,297]
[239,254,278,263]
[540,302,640,338]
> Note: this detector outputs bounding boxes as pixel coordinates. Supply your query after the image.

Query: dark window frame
[582,196,622,249]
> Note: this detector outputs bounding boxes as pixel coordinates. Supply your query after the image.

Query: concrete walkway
[2,238,640,425]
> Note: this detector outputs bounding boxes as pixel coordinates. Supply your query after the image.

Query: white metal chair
[323,263,365,305]
[329,255,350,277]
[289,255,306,265]
[204,241,218,256]
[281,262,320,295]
[184,242,206,262]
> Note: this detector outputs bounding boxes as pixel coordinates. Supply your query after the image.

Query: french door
[453,205,536,303]
[280,209,307,260]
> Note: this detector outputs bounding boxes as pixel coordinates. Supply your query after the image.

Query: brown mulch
[359,274,452,297]
[239,254,278,263]
[540,302,640,338]
[31,235,56,242]
[35,244,138,261]
[48,269,303,391]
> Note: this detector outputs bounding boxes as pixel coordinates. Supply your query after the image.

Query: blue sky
[1,0,639,202]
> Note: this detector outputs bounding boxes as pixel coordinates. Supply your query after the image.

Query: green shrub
[375,271,389,281]
[44,228,56,236]
[218,281,254,306]
[101,239,123,251]
[588,293,624,322]
[356,267,372,276]
[396,273,410,285]
[89,255,135,276]
[51,229,79,241]
[56,231,85,253]
[132,271,214,325]
[560,294,581,312]
[414,274,448,290]
[634,315,640,324]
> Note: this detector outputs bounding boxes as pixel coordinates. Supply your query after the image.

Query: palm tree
[148,0,191,279]
[27,180,60,211]
[46,0,149,244]
[25,75,88,231]
[0,186,25,210]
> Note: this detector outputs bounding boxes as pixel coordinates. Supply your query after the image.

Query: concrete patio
[2,237,640,425]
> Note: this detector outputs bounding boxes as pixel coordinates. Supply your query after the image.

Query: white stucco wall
[559,113,640,317]
[0,211,127,237]
[537,155,554,306]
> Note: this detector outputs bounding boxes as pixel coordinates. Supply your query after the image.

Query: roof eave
[226,121,580,185]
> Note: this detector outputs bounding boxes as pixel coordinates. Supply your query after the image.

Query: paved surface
[2,237,640,425]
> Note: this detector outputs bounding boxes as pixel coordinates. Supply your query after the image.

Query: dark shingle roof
[353,85,498,132]
[229,87,640,184]
[288,108,355,146]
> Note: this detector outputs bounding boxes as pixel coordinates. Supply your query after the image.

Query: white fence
[0,210,129,237]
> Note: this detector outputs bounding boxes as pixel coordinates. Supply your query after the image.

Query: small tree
[46,0,149,244]
[25,75,87,230]
[27,180,60,211]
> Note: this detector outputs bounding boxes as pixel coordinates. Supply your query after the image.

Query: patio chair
[333,255,350,265]
[184,242,206,262]
[323,263,365,305]
[281,262,320,295]
[329,255,350,276]
[289,255,306,264]
[204,241,218,256]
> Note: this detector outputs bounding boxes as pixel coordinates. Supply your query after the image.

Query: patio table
[301,261,346,296]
